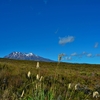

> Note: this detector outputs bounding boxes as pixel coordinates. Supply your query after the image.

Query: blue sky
[0,0,100,64]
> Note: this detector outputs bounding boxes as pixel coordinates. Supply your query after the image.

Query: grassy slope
[0,58,100,86]
[0,58,100,99]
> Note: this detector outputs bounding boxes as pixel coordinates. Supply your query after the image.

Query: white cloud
[71,52,77,56]
[82,51,87,55]
[43,0,48,4]
[59,36,75,45]
[78,51,87,58]
[87,53,92,57]
[94,42,99,48]
[95,54,100,57]
[65,56,72,60]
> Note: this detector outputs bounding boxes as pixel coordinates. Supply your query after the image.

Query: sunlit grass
[0,58,100,99]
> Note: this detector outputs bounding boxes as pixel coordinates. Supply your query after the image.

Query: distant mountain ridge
[4,52,53,62]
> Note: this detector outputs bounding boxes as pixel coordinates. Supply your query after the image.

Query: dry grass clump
[0,58,100,99]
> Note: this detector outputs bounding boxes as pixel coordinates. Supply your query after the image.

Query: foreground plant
[0,58,100,100]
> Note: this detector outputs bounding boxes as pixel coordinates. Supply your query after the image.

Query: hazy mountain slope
[4,52,54,62]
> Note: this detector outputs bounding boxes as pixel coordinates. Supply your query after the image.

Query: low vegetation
[0,58,100,100]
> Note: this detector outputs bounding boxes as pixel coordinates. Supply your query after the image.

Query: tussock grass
[0,58,100,100]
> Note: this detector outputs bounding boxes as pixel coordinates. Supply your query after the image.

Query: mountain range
[4,52,54,62]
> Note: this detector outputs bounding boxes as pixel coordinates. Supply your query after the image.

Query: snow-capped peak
[12,52,19,56]
[25,53,33,56]
[12,52,35,57]
[29,53,33,56]
[4,51,53,62]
